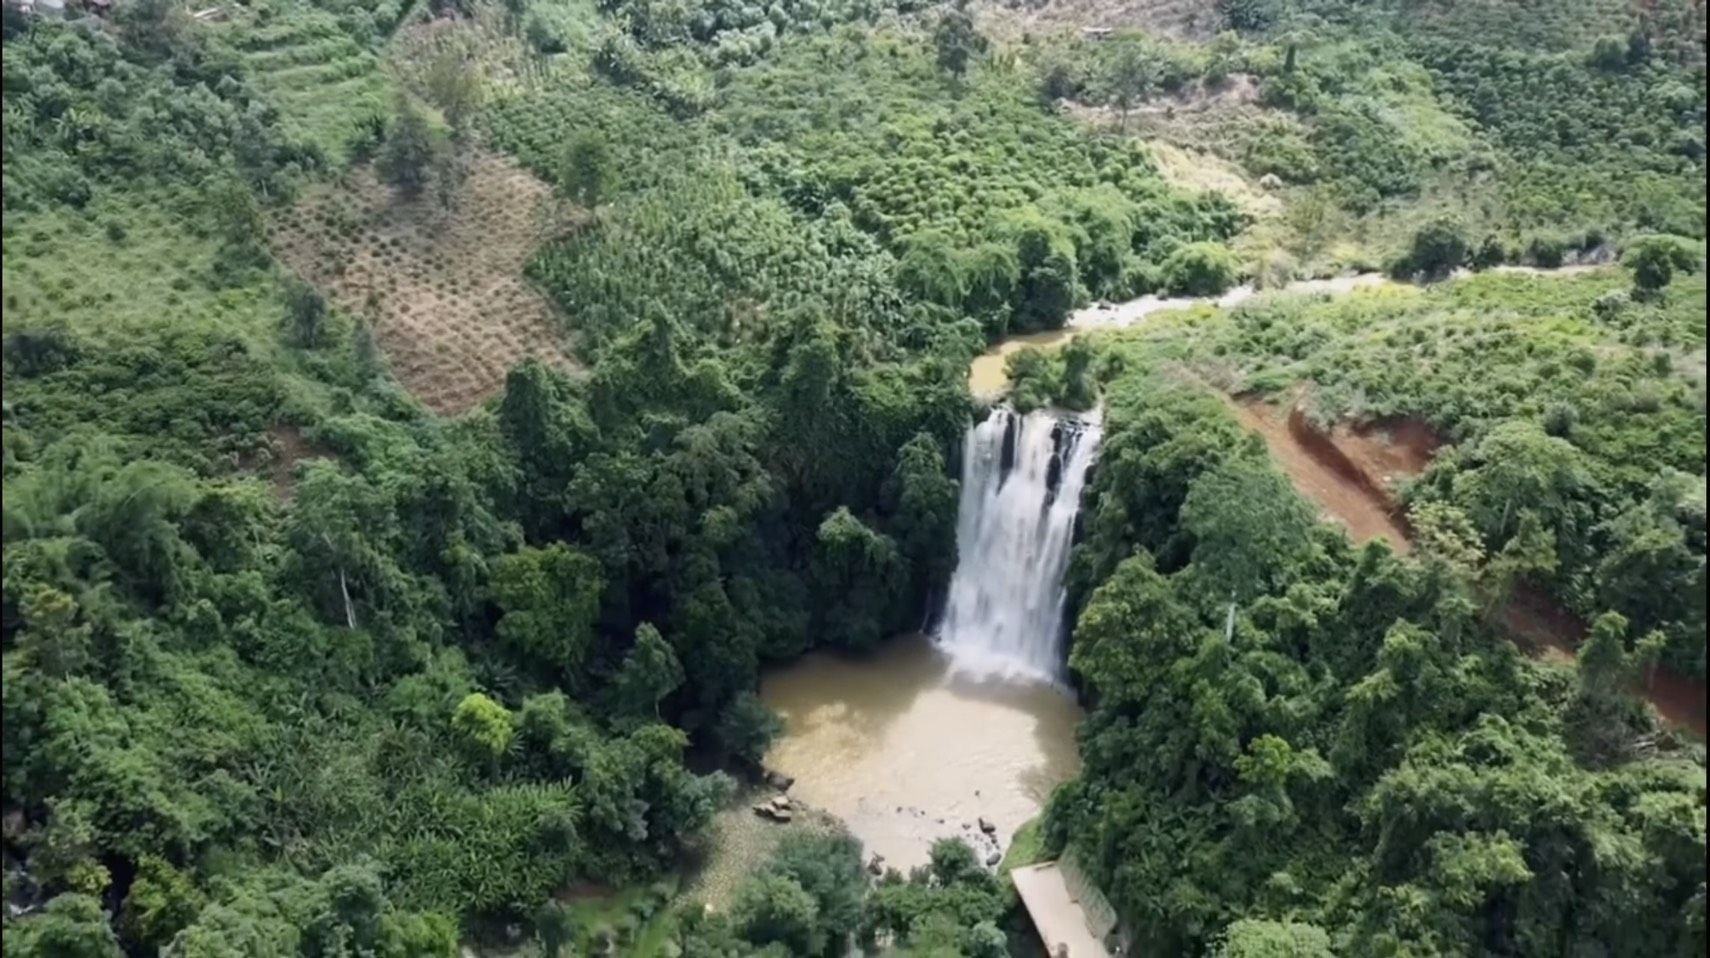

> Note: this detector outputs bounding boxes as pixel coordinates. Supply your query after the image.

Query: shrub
[1162,242,1240,296]
[1396,218,1468,279]
[1623,235,1700,294]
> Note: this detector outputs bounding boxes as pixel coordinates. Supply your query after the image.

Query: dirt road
[1230,398,1707,739]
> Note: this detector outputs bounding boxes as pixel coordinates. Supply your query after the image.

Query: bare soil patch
[1286,407,1443,514]
[272,148,579,416]
[235,424,327,501]
[1499,587,1707,739]
[265,424,321,501]
[1223,391,1706,738]
[1224,397,1421,553]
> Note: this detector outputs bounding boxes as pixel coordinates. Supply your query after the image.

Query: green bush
[1162,242,1241,296]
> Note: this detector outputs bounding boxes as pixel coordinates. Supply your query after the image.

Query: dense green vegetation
[1132,268,1708,677]
[4,0,1705,956]
[667,833,1011,956]
[1041,0,1705,270]
[1033,264,1707,955]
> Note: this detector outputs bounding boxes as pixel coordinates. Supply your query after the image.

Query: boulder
[769,795,793,811]
[867,854,886,876]
[985,850,1002,867]
[752,802,793,823]
[978,817,997,835]
[765,770,795,792]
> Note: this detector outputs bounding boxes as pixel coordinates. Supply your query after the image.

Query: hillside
[3,1,1704,956]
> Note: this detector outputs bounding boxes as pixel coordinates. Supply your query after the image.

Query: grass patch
[0,190,281,351]
[1000,816,1049,877]
[561,880,680,957]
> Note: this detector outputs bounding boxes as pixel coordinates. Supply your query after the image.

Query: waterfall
[936,406,1102,681]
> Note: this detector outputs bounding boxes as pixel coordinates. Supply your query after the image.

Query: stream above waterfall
[967,265,1607,396]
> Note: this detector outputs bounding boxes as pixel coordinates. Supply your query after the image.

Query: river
[769,275,1413,872]
[755,262,1641,875]
[967,265,1607,395]
[760,634,1083,872]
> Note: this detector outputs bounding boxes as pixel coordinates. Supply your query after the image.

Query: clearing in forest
[1222,397,1435,553]
[682,788,843,912]
[271,148,578,416]
[1227,392,1708,737]
[1147,140,1281,219]
[251,423,324,502]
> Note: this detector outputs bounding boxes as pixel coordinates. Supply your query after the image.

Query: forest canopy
[3,0,1705,956]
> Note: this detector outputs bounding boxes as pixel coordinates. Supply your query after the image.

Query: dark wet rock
[979,816,997,835]
[868,854,886,876]
[985,850,1001,867]
[765,770,795,791]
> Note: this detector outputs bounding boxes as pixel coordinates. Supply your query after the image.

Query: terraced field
[227,8,393,161]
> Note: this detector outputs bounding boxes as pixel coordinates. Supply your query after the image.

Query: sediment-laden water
[760,635,1082,872]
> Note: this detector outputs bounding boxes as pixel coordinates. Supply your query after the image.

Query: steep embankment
[1222,399,1422,553]
[1230,396,1707,738]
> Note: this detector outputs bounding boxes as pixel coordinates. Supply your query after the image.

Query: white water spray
[936,406,1101,681]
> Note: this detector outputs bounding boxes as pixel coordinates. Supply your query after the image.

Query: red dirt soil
[1225,399,1417,553]
[1500,587,1707,740]
[266,424,319,501]
[1228,395,1707,739]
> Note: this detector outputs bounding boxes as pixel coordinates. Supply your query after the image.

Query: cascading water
[935,406,1101,681]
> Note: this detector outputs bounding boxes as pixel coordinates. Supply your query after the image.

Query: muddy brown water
[760,634,1083,872]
